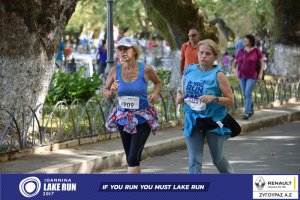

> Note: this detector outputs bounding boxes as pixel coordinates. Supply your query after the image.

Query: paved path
[0,103,299,173]
[100,120,300,174]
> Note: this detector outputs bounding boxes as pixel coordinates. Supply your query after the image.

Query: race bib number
[184,97,206,111]
[118,96,140,110]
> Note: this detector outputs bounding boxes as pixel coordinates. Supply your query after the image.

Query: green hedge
[46,67,102,105]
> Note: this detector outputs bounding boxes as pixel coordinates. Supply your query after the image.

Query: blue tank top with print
[116,62,148,125]
[183,64,226,121]
[182,64,231,137]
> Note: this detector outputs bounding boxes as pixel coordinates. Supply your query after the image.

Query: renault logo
[255,176,266,190]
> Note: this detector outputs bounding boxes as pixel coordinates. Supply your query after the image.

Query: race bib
[118,96,140,110]
[184,97,206,111]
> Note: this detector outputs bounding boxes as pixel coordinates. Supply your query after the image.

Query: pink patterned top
[105,106,159,134]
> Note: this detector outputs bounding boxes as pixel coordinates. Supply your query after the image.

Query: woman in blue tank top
[177,39,235,174]
[104,37,162,174]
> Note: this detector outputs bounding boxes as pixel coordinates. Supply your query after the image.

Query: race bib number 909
[118,96,140,110]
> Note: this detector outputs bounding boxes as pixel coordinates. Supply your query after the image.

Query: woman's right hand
[110,80,119,95]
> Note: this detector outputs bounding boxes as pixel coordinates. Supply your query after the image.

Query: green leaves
[46,67,102,105]
[196,0,274,35]
[65,0,148,38]
[156,67,172,86]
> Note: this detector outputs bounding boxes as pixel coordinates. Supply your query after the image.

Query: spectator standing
[81,37,87,52]
[139,37,147,55]
[222,52,230,74]
[75,37,80,51]
[180,27,200,76]
[235,36,244,54]
[254,32,261,49]
[230,54,236,74]
[56,38,65,69]
[147,40,153,52]
[96,39,107,76]
[261,34,271,70]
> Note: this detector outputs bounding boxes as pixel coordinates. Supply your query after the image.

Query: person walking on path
[179,27,200,130]
[104,37,162,174]
[222,51,230,74]
[235,36,244,54]
[180,27,200,76]
[56,38,65,69]
[232,34,264,120]
[177,39,235,174]
[96,39,107,76]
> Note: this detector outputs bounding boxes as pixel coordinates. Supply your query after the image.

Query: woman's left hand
[199,95,215,103]
[148,93,159,103]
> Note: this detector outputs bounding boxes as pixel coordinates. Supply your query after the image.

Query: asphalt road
[99,121,300,174]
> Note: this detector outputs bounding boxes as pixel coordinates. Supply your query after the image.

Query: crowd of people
[56,34,172,78]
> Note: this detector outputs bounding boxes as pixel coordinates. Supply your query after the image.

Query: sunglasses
[188,34,198,37]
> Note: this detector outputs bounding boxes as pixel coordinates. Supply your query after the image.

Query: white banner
[253,175,298,199]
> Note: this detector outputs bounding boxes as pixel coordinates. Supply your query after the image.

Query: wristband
[212,96,219,103]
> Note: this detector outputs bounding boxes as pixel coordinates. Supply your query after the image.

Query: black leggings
[118,122,151,167]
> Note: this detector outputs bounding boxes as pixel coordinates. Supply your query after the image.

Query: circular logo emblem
[19,177,41,198]
[255,176,266,190]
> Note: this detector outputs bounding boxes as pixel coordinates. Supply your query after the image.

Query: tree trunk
[142,0,218,50]
[210,16,235,41]
[0,0,77,123]
[271,0,300,77]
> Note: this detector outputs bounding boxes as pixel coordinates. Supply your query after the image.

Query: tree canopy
[65,0,274,46]
[197,0,273,35]
[65,0,150,41]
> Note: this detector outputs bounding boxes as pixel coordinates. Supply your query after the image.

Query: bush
[157,67,172,86]
[46,67,102,105]
[227,76,239,88]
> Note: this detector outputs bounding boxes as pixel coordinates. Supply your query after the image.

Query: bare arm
[180,58,185,76]
[176,78,186,104]
[232,58,237,69]
[180,45,186,76]
[144,64,162,102]
[103,66,117,99]
[258,58,264,80]
[217,72,234,106]
[198,72,234,106]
